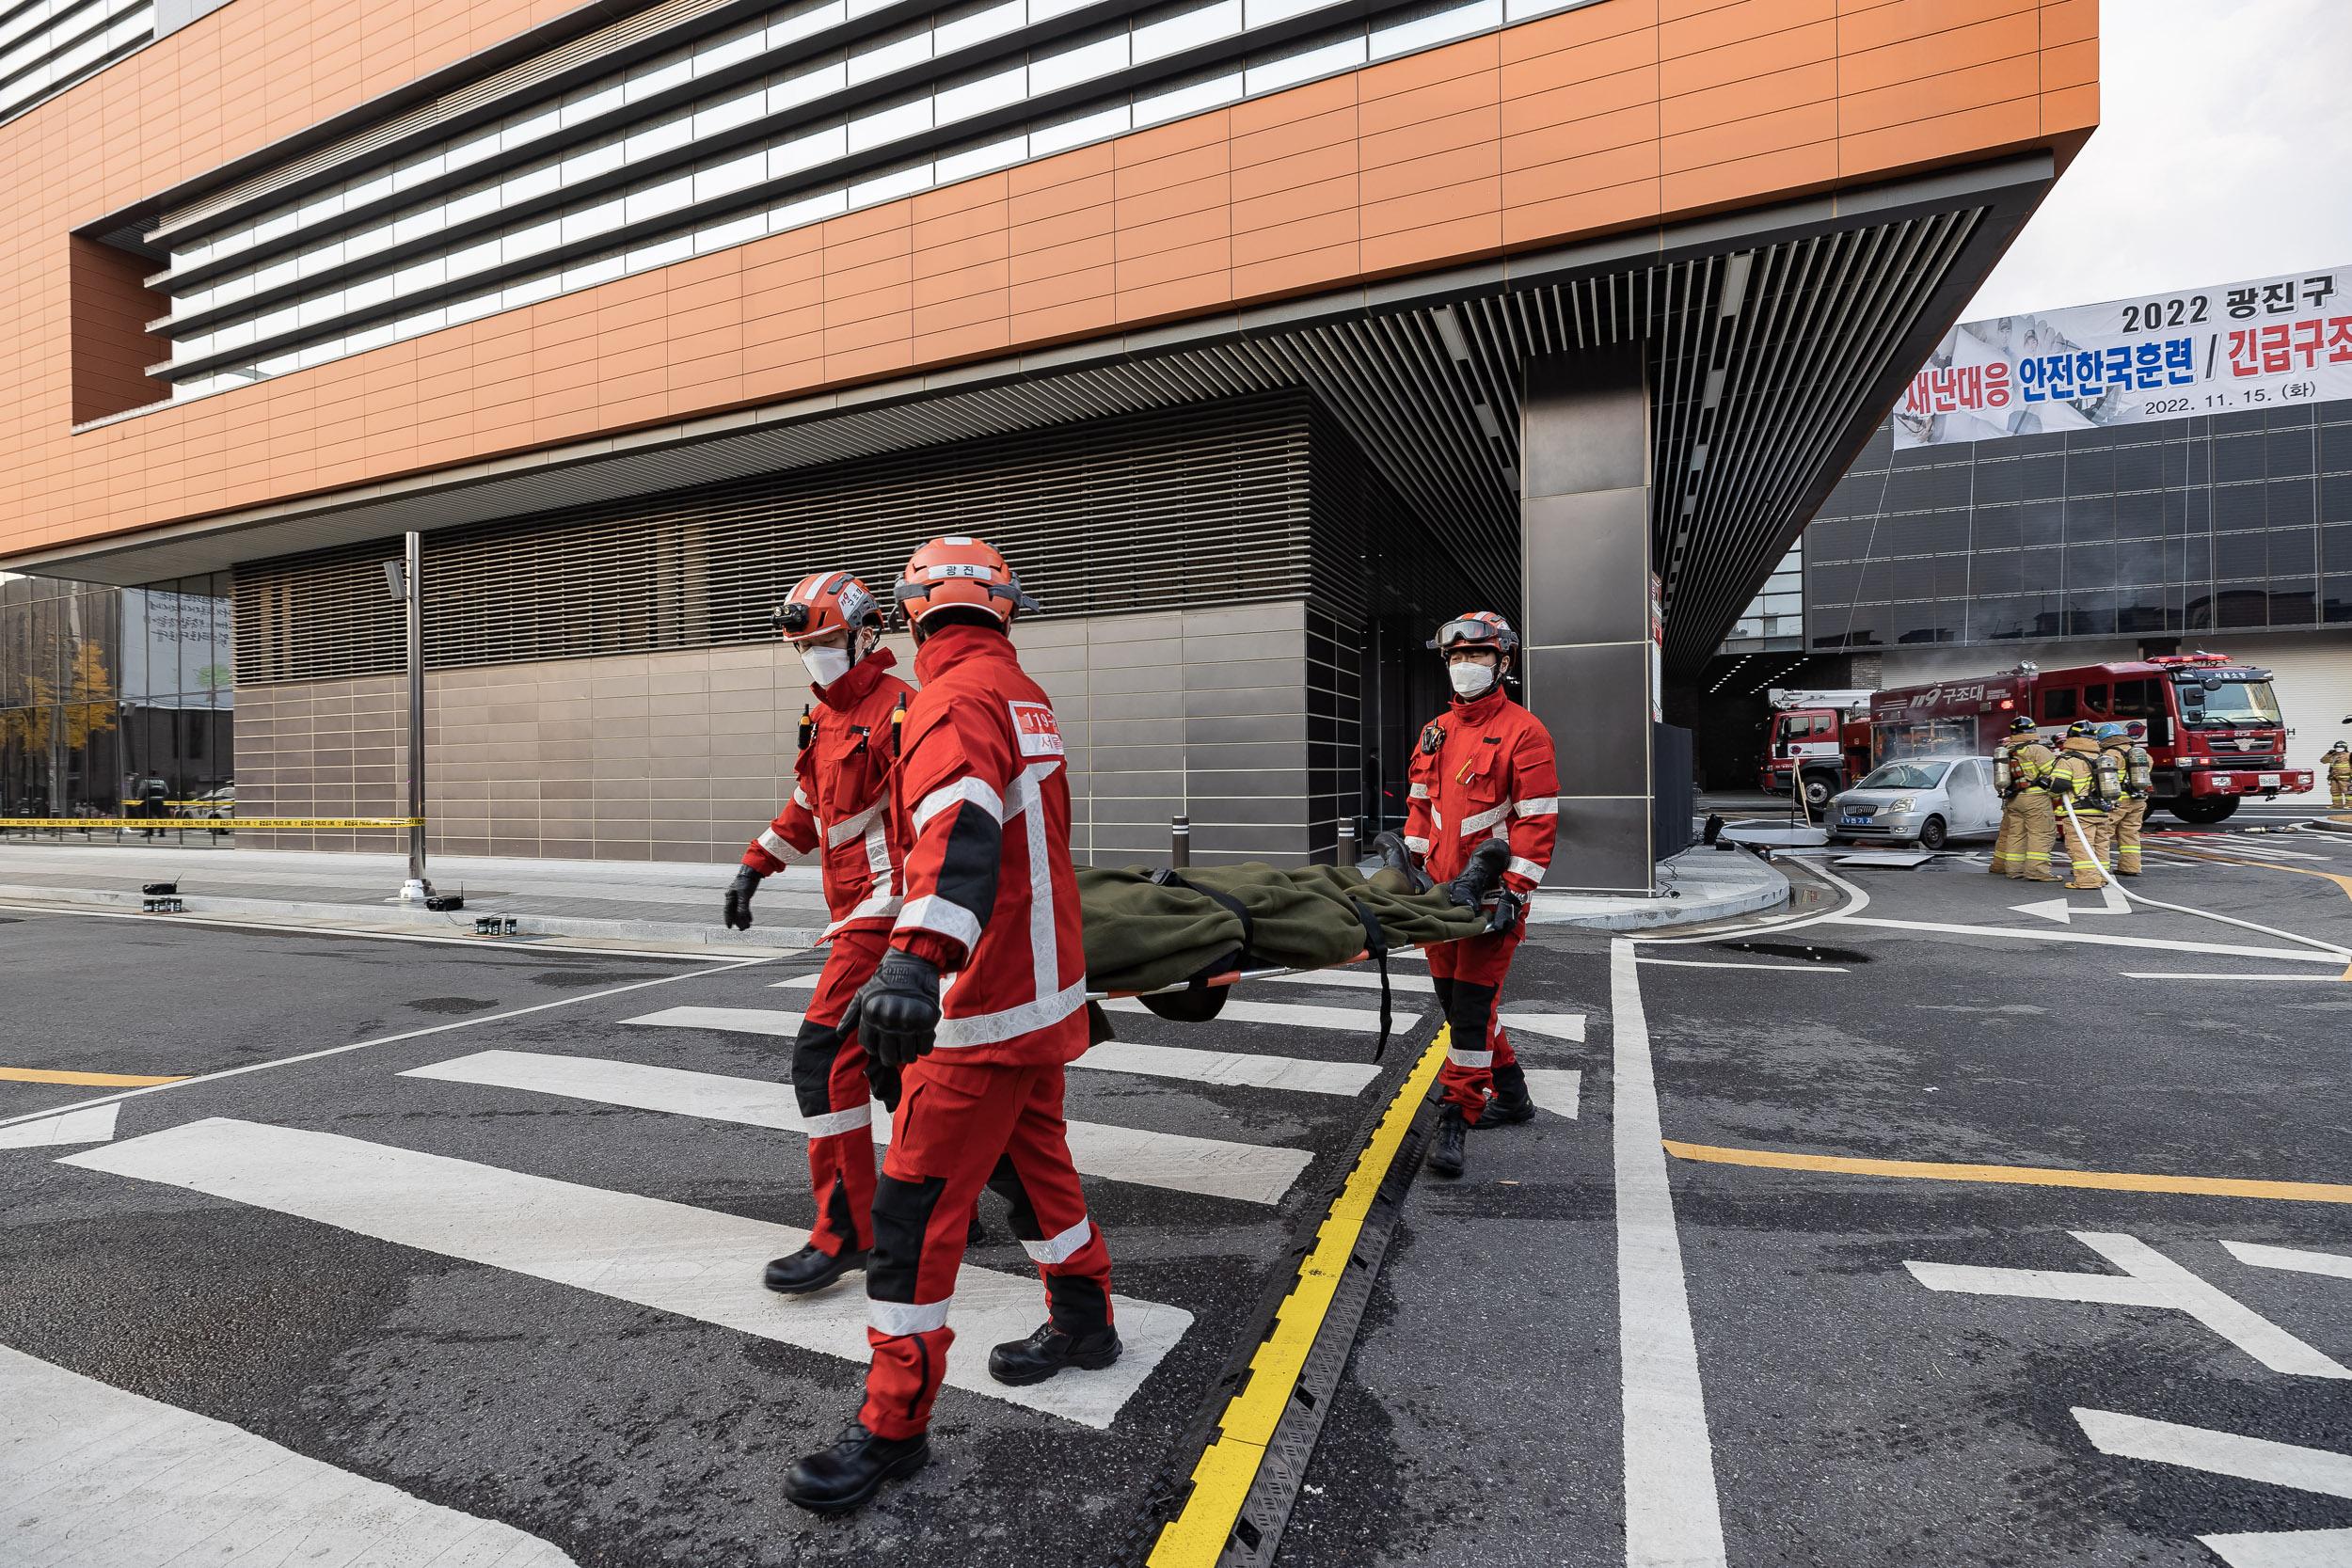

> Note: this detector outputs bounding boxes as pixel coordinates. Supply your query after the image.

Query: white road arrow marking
[2199,1527,2352,1567]
[2074,1407,2352,1497]
[1908,1231,2352,1378]
[2225,1241,2352,1281]
[2011,878,2131,924]
[1521,1069,1581,1119]
[0,1104,118,1148]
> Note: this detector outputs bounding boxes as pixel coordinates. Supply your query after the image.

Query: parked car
[1827,755,2002,850]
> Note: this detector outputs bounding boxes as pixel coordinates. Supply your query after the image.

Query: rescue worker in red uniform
[785,537,1112,1515]
[723,572,914,1295]
[1390,611,1559,1181]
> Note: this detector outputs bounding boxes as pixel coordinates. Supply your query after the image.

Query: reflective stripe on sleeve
[1020,1216,1094,1264]
[756,829,800,863]
[868,1297,952,1336]
[1458,801,1511,835]
[1507,856,1548,881]
[1408,783,1429,799]
[1403,835,1430,854]
[792,787,813,811]
[932,976,1087,1049]
[1447,1047,1494,1069]
[804,1102,873,1138]
[1513,797,1558,816]
[914,777,1005,832]
[897,894,981,949]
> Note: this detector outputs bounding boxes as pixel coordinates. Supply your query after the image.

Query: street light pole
[396,531,435,903]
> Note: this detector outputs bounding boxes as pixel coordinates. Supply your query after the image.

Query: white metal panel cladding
[0,0,151,128]
[232,391,1317,685]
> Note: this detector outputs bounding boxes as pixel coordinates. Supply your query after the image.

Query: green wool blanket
[1075,862,1489,995]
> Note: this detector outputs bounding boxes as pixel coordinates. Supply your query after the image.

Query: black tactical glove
[723,865,763,930]
[857,947,942,1067]
[1486,888,1523,938]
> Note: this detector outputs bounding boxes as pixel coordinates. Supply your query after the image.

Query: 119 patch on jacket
[1009,700,1065,758]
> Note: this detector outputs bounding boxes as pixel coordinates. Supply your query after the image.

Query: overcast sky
[1961,0,2352,321]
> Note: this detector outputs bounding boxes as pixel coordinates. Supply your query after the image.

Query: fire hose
[2058,798,2351,961]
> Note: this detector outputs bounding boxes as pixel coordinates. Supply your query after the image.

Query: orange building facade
[0,0,2096,879]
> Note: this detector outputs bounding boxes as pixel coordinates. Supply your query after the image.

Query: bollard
[1169,813,1190,869]
[1337,820,1358,867]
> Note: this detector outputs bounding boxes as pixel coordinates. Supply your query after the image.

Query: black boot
[1371,831,1433,894]
[784,1423,929,1514]
[967,1212,986,1246]
[988,1322,1122,1386]
[1477,1064,1535,1127]
[763,1243,866,1294]
[1425,1104,1468,1177]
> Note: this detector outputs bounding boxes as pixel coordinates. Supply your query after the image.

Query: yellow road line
[1664,1140,2352,1204]
[2,1067,189,1086]
[1147,1030,1450,1567]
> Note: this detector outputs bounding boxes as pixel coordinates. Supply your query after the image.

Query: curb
[1142,1031,1450,1567]
[1527,851,1790,931]
[0,882,822,952]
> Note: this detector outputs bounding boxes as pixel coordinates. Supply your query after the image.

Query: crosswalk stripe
[1256,968,1438,994]
[1500,1012,1586,1043]
[1523,1068,1581,1118]
[1073,1040,1376,1097]
[60,1118,1191,1431]
[628,1005,804,1037]
[771,974,823,989]
[408,1049,1311,1206]
[1100,996,1417,1035]
[1,1342,578,1567]
[0,1105,118,1149]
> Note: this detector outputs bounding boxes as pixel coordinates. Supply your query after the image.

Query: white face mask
[800,643,853,688]
[1449,659,1498,698]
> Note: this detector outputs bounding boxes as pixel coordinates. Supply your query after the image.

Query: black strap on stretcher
[1348,897,1393,1060]
[1150,868,1254,1011]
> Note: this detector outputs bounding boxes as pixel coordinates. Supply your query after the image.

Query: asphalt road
[7,829,2350,1567]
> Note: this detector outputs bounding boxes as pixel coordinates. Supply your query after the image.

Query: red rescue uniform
[739,648,914,1259]
[1400,684,1560,1119]
[859,623,1107,1440]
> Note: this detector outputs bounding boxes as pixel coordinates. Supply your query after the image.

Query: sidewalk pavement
[0,838,1786,955]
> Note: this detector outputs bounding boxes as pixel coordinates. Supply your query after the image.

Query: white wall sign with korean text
[1894,264,2351,449]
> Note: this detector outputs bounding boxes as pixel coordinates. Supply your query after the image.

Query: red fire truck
[1757,689,1874,808]
[1862,653,2311,824]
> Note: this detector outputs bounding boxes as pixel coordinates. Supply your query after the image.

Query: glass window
[2083,683,2108,714]
[2116,588,2167,635]
[1858,760,1950,789]
[2112,679,2147,716]
[1972,505,2022,551]
[2267,480,2314,529]
[2041,687,2078,721]
[2214,435,2265,483]
[2265,428,2314,476]
[2174,676,2280,724]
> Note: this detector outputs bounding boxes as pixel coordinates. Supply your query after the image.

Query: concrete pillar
[1518,344,1657,894]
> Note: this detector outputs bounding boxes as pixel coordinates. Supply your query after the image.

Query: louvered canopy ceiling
[13,153,2056,676]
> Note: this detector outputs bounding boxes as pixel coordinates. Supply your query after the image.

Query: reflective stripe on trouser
[860,1057,1112,1440]
[1426,926,1524,1121]
[2061,807,2110,887]
[2106,798,2148,874]
[1990,797,2023,872]
[2010,791,2059,879]
[790,927,888,1258]
[2334,785,2349,810]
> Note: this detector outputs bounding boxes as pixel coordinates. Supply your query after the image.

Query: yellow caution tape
[0,817,423,829]
[1147,1029,1449,1566]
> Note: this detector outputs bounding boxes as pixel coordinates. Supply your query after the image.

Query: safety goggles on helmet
[894,536,1041,627]
[771,571,882,641]
[2066,720,2100,737]
[1426,611,1518,655]
[2008,715,2038,734]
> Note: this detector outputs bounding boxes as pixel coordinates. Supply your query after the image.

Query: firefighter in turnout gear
[785,536,1111,1516]
[2099,722,2153,876]
[1990,715,2059,880]
[1398,610,1560,1181]
[2328,741,2351,811]
[2047,720,2118,890]
[725,572,915,1297]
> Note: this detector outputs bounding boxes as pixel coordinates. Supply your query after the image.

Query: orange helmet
[1427,610,1518,656]
[771,571,882,642]
[894,536,1039,627]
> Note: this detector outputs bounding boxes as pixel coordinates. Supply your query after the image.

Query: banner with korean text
[1893,264,2351,449]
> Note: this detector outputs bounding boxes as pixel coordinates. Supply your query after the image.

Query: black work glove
[1486,889,1523,938]
[857,948,942,1067]
[723,865,762,930]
